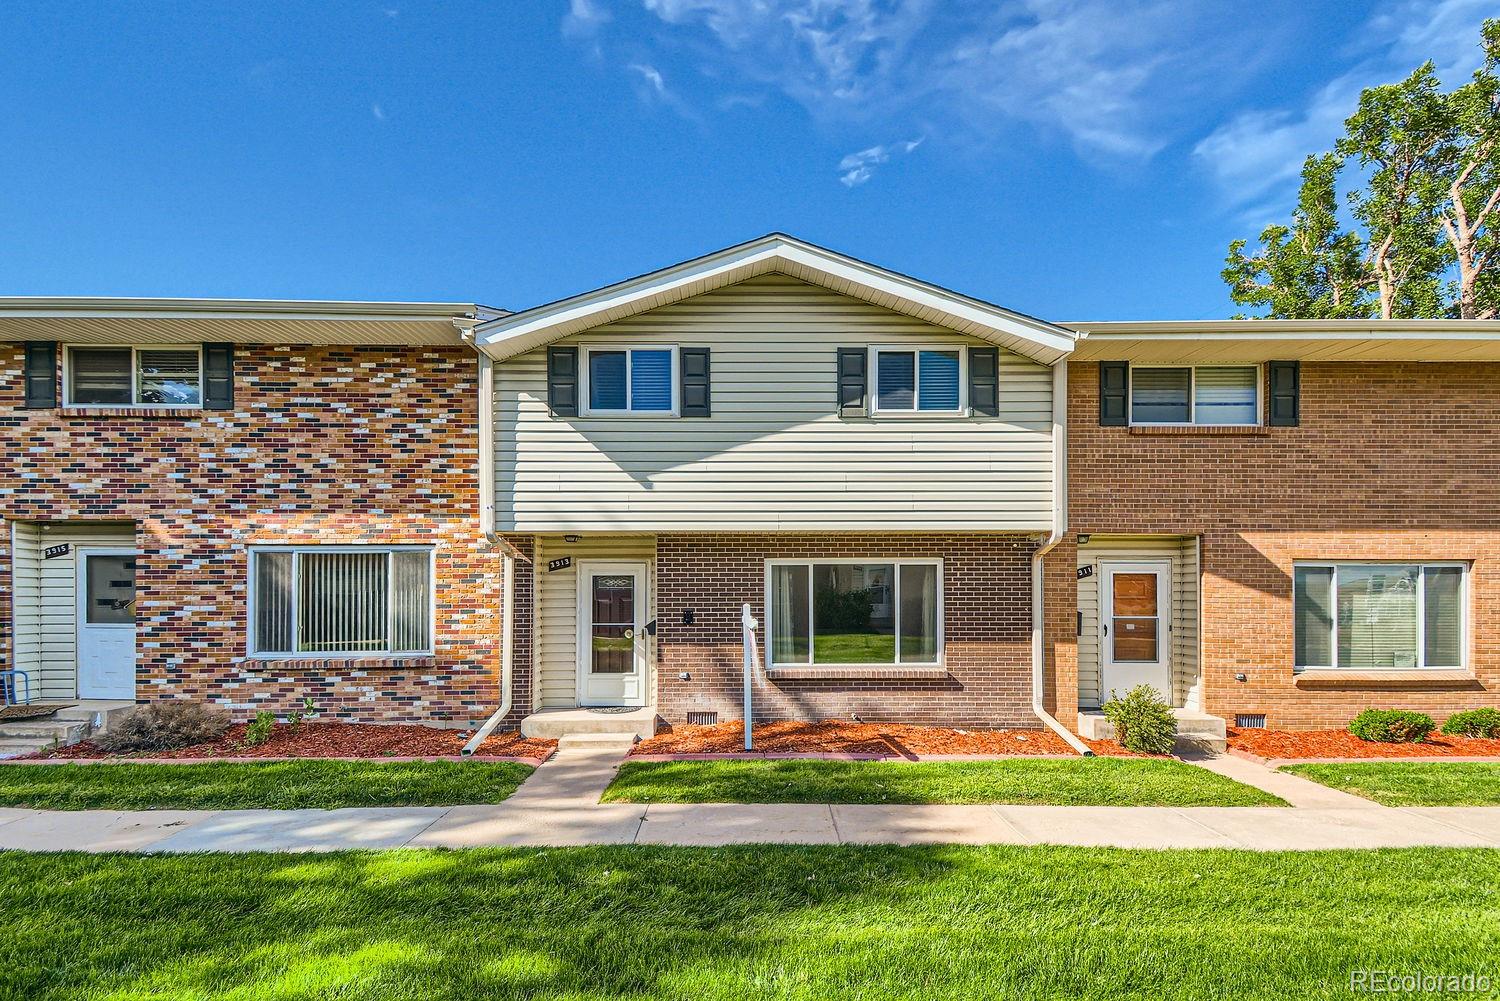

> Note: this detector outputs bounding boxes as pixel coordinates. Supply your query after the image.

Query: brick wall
[1066,360,1500,728]
[1,342,517,726]
[654,533,1041,728]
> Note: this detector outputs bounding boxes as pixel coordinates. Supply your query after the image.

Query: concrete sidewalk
[1,747,1497,853]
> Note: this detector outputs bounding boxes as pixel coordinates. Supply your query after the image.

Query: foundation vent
[1235,713,1267,730]
[686,711,719,726]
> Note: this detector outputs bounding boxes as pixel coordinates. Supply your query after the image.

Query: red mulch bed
[26,721,556,761]
[632,719,1134,757]
[1228,727,1500,760]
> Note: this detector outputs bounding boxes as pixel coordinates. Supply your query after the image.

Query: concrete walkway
[2,748,1499,853]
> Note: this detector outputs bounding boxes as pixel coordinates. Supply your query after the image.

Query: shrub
[242,710,277,748]
[96,701,231,754]
[1348,709,1435,743]
[1440,708,1500,739]
[1102,685,1177,755]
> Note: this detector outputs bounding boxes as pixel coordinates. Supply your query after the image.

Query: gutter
[1032,359,1093,756]
[461,338,518,756]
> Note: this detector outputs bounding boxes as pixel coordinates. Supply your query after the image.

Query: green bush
[1102,685,1177,755]
[96,701,231,754]
[1348,709,1435,743]
[242,710,277,748]
[1440,708,1500,738]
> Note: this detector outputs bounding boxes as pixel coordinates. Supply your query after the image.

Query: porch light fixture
[564,534,581,543]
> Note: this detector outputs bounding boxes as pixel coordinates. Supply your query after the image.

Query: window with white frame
[582,346,677,415]
[1294,563,1466,671]
[872,347,964,414]
[251,548,433,657]
[1130,365,1260,426]
[66,346,203,407]
[768,560,942,666]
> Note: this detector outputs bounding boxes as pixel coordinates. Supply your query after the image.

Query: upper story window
[1130,365,1259,426]
[66,345,203,408]
[871,347,964,415]
[1294,562,1466,671]
[251,547,433,658]
[583,346,677,416]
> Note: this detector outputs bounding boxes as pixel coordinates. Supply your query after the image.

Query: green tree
[1224,19,1499,320]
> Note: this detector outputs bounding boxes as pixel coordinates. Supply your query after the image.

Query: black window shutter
[680,347,711,417]
[548,346,578,416]
[1099,361,1128,426]
[23,341,57,409]
[1268,360,1300,426]
[203,342,235,410]
[837,347,867,417]
[968,347,999,417]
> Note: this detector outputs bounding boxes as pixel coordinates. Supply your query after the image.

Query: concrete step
[557,733,639,752]
[0,736,56,757]
[53,701,136,733]
[0,720,89,742]
[1077,709,1228,754]
[522,707,658,740]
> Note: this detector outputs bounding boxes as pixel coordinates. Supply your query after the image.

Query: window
[251,548,433,657]
[767,559,941,666]
[66,346,203,407]
[1129,365,1259,426]
[582,347,677,415]
[1293,563,1466,671]
[872,348,964,414]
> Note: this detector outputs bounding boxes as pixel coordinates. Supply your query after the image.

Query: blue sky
[0,1,1492,320]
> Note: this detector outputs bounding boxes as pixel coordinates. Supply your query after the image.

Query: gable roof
[474,233,1077,364]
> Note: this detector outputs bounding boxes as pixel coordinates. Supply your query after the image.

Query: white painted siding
[9,522,135,700]
[533,536,656,709]
[496,275,1056,532]
[1078,536,1199,708]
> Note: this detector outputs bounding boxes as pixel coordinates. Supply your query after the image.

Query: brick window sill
[57,407,206,419]
[766,665,950,681]
[1128,425,1270,437]
[1293,669,1480,691]
[235,656,439,671]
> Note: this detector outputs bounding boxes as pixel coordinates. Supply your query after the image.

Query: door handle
[1102,623,1108,635]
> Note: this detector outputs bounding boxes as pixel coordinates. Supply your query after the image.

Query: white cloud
[628,62,668,96]
[371,102,387,121]
[838,136,924,186]
[563,0,612,39]
[1194,0,1494,205]
[571,0,1236,158]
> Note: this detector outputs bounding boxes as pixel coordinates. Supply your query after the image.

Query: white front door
[1100,561,1171,703]
[576,561,648,707]
[76,548,138,700]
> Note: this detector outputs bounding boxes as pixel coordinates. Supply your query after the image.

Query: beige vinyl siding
[1077,536,1200,708]
[496,275,1056,532]
[534,535,656,709]
[9,522,135,700]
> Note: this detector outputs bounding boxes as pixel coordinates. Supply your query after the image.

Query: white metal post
[741,602,758,750]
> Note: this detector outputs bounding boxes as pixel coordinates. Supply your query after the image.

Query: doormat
[0,703,74,722]
[589,707,639,715]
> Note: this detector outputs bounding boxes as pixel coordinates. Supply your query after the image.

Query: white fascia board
[476,234,1077,364]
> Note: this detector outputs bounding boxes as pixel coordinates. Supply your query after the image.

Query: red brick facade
[1,342,521,726]
[1065,360,1500,729]
[651,533,1041,728]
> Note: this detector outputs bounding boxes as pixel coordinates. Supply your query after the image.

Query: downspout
[1033,358,1093,756]
[462,339,518,756]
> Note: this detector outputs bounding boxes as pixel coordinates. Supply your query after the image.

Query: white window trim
[1128,363,1262,427]
[764,557,944,669]
[247,545,437,659]
[868,345,969,417]
[62,344,205,409]
[1293,561,1469,672]
[578,344,681,417]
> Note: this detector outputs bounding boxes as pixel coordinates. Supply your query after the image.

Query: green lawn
[603,758,1285,806]
[1283,762,1500,806]
[0,760,534,811]
[2,845,1496,1000]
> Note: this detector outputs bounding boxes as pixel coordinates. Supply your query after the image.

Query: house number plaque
[547,557,572,572]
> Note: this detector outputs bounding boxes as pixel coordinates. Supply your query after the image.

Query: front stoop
[520,706,660,742]
[1077,708,1228,754]
[0,700,136,759]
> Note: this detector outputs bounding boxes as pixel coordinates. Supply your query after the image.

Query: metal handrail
[0,670,32,707]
